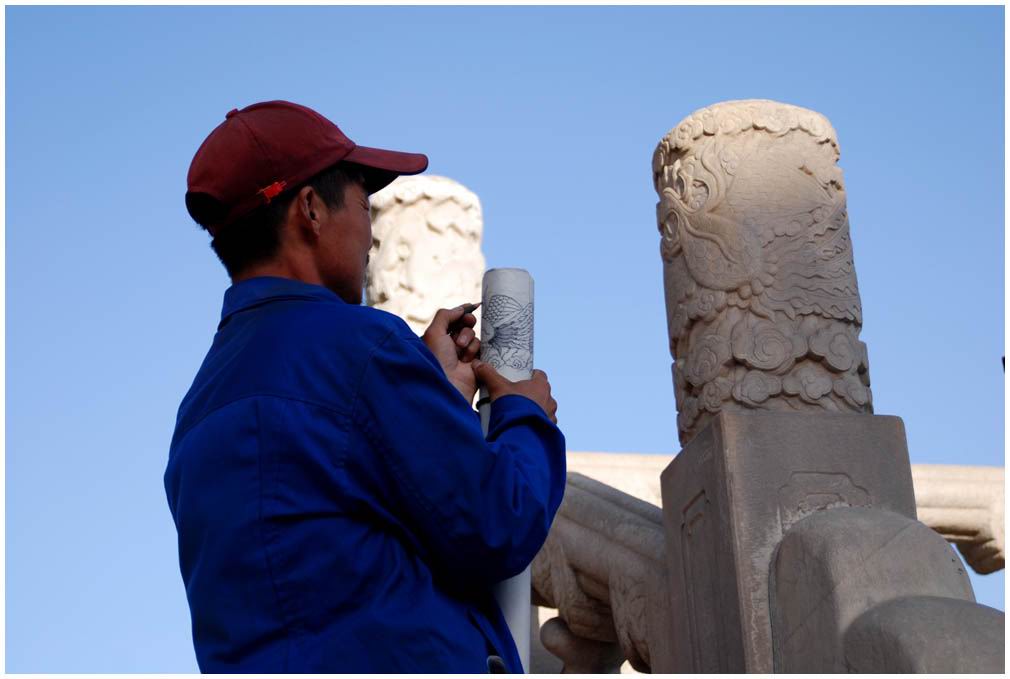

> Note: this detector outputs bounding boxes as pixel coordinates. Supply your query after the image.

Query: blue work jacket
[164,277,566,673]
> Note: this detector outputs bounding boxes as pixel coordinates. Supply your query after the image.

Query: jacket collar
[219,276,344,329]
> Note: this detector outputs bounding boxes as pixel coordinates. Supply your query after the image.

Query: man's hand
[422,303,482,403]
[472,360,558,424]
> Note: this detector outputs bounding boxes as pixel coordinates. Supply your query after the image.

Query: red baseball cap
[186,100,428,234]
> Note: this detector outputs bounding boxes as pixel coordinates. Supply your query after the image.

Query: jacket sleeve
[348,324,566,589]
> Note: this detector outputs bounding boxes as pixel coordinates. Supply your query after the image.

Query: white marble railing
[563,452,1004,574]
[530,455,1004,673]
[531,473,668,673]
[911,464,1005,575]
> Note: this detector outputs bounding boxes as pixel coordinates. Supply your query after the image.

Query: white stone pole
[477,268,535,672]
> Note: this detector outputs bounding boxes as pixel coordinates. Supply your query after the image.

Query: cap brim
[344,145,429,194]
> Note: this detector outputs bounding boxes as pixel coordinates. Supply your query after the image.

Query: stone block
[770,507,974,672]
[843,595,1005,673]
[658,410,915,673]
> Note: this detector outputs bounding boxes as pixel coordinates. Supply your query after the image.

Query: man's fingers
[436,302,480,337]
[472,359,512,392]
[532,369,551,394]
[428,306,467,335]
[461,337,481,362]
[448,313,478,337]
[455,327,476,348]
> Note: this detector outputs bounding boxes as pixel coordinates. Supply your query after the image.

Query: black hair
[186,162,368,278]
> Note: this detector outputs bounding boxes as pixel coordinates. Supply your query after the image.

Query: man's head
[185,101,427,301]
[188,161,372,302]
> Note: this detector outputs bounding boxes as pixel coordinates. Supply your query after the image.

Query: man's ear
[294,185,322,238]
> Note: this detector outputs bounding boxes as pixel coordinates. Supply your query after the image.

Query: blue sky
[6,5,1004,672]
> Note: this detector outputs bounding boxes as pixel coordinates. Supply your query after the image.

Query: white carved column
[367,175,486,335]
[653,101,1003,674]
[652,100,872,445]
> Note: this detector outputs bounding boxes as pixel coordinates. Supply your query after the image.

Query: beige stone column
[652,100,871,445]
[651,101,1005,674]
[367,175,486,335]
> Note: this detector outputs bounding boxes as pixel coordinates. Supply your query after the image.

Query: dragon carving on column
[653,100,872,444]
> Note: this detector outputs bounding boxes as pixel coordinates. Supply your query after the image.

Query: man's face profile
[314,181,373,304]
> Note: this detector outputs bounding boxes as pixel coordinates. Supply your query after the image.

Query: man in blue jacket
[165,100,566,673]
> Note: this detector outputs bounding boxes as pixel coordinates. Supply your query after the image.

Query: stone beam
[529,458,1006,673]
[531,473,673,673]
[564,451,1005,575]
[912,464,1005,574]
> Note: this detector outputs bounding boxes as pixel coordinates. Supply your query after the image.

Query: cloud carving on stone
[367,176,486,336]
[653,100,872,444]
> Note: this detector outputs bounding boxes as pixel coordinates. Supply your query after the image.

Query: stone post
[367,175,486,335]
[652,99,871,446]
[653,101,1003,673]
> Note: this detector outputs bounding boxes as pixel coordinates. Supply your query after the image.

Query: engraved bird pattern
[482,294,534,372]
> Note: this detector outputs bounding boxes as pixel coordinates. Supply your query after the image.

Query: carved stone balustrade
[533,447,1004,673]
[563,451,1005,575]
[360,128,1006,671]
[532,99,1005,672]
[531,473,673,673]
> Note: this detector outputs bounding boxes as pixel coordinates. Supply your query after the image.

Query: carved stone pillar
[367,175,486,335]
[654,101,1005,674]
[652,100,872,445]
